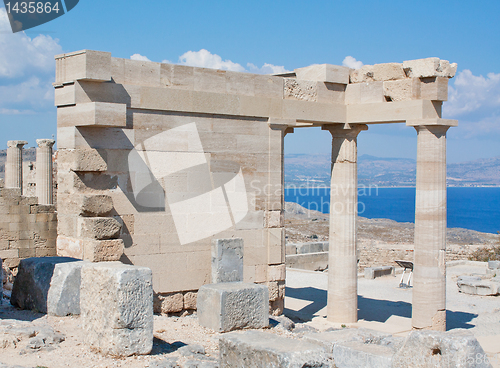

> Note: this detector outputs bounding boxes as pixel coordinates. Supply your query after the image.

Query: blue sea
[284,187,500,234]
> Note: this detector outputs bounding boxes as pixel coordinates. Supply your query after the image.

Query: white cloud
[0,9,63,79]
[128,49,290,75]
[444,69,500,137]
[130,53,151,62]
[445,69,500,116]
[0,8,62,115]
[0,76,53,113]
[178,49,246,72]
[342,56,363,69]
[247,62,290,75]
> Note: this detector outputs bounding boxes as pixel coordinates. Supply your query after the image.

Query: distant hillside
[0,149,497,187]
[285,154,500,187]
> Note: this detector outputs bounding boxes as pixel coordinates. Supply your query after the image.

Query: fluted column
[323,124,367,323]
[412,124,449,331]
[5,140,28,192]
[36,139,56,205]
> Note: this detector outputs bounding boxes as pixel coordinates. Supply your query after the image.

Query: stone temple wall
[54,50,287,314]
[53,50,456,316]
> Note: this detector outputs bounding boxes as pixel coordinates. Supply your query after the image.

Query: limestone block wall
[54,50,291,315]
[0,187,57,268]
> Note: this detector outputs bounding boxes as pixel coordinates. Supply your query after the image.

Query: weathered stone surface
[149,358,179,368]
[197,282,268,332]
[58,148,108,172]
[78,217,121,240]
[350,63,405,83]
[270,315,295,331]
[364,266,394,279]
[47,260,89,316]
[211,238,244,283]
[284,79,317,101]
[184,358,218,368]
[304,329,403,368]
[220,330,333,367]
[488,260,500,270]
[83,238,124,262]
[303,328,394,352]
[155,292,184,314]
[286,252,328,272]
[295,64,350,84]
[403,58,457,78]
[0,319,65,351]
[420,77,449,101]
[457,275,499,296]
[184,291,198,310]
[178,344,206,357]
[80,262,153,357]
[392,330,492,368]
[268,264,286,282]
[345,81,385,104]
[332,341,394,368]
[296,242,326,254]
[11,257,81,313]
[383,79,420,101]
[59,194,114,216]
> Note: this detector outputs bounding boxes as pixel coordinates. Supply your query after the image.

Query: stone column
[36,139,56,205]
[411,123,451,331]
[323,124,367,323]
[5,140,28,191]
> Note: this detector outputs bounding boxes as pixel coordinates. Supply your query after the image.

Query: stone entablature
[54,50,457,322]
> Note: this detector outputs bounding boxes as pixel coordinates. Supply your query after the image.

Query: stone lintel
[7,140,28,148]
[406,118,458,127]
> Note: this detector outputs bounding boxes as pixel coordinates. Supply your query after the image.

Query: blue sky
[1,0,499,163]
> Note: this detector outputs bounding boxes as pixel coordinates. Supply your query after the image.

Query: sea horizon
[284,186,500,235]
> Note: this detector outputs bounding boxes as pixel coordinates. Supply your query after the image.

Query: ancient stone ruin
[51,50,457,331]
[2,49,498,367]
[0,139,57,269]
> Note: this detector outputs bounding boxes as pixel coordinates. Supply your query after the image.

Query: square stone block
[295,64,350,84]
[80,262,153,357]
[220,330,333,367]
[197,282,269,332]
[211,238,244,283]
[11,257,83,315]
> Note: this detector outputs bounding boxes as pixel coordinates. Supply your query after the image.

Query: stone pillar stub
[5,140,28,191]
[211,238,244,283]
[412,124,450,331]
[36,139,56,205]
[322,124,367,324]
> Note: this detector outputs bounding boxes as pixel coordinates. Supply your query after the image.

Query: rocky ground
[0,300,319,368]
[0,203,498,367]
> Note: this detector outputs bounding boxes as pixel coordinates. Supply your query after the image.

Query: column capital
[7,140,28,148]
[406,118,458,127]
[268,118,297,131]
[36,139,56,148]
[322,123,368,138]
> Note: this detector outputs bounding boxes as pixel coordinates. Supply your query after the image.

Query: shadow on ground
[284,286,477,330]
[0,302,45,322]
[151,338,187,355]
